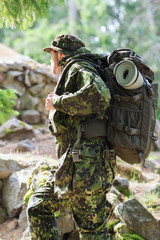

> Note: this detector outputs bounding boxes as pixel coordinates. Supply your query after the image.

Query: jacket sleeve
[52,68,111,116]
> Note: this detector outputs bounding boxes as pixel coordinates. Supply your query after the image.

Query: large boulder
[2,168,32,217]
[18,208,28,230]
[0,206,8,224]
[114,198,160,240]
[0,155,23,179]
[20,109,41,124]
[16,139,35,152]
[144,158,160,174]
[0,118,35,140]
[113,177,129,190]
[117,160,145,181]
[20,93,39,110]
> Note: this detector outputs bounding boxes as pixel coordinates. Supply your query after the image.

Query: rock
[4,60,26,71]
[24,69,31,87]
[39,84,55,98]
[36,100,48,116]
[107,192,119,206]
[57,210,75,236]
[0,61,8,71]
[3,78,26,96]
[113,222,130,236]
[117,160,145,181]
[16,139,35,152]
[18,208,28,230]
[64,230,80,240]
[0,206,8,224]
[145,158,160,174]
[0,72,5,82]
[22,227,30,240]
[6,70,23,81]
[29,83,44,96]
[0,156,22,179]
[39,127,50,134]
[114,198,160,240]
[110,186,122,197]
[21,109,41,124]
[0,140,7,147]
[20,93,39,110]
[29,71,44,84]
[0,118,35,140]
[2,168,32,217]
[113,177,129,190]
[0,180,3,189]
[151,182,160,196]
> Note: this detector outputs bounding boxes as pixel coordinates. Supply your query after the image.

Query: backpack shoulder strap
[54,59,85,95]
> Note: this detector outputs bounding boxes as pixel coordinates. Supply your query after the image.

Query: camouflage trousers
[27,139,116,240]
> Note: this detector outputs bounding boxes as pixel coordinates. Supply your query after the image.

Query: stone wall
[0,50,57,125]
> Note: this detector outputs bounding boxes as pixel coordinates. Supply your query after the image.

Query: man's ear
[59,52,65,60]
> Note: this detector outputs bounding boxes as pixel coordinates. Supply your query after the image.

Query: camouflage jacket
[49,47,111,158]
[49,47,111,190]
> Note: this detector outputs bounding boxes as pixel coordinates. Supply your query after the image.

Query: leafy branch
[0,0,65,31]
[0,89,19,124]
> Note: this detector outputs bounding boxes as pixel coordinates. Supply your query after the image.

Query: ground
[0,131,160,240]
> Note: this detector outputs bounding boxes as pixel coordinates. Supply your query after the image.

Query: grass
[139,192,160,207]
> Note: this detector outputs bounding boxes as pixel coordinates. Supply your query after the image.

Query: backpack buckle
[71,149,82,162]
[151,133,158,141]
[103,149,115,160]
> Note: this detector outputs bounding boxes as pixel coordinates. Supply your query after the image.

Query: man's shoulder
[68,59,99,75]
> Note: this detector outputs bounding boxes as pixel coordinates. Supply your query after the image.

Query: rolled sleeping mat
[113,60,144,90]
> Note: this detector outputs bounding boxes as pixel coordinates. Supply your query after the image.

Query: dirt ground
[0,131,160,240]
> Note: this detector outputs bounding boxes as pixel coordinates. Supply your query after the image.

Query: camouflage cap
[43,34,85,55]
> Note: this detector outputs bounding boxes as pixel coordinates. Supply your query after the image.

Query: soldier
[27,34,116,240]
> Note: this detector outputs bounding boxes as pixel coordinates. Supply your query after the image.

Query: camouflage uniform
[27,35,116,240]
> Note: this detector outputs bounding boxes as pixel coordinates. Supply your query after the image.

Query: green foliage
[107,219,120,230]
[0,89,19,124]
[118,233,145,240]
[116,187,133,198]
[0,0,65,31]
[139,192,160,207]
[24,162,52,204]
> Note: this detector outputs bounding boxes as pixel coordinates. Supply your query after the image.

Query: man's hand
[45,92,57,111]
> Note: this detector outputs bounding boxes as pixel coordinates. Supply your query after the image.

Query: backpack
[54,49,159,165]
[104,49,158,164]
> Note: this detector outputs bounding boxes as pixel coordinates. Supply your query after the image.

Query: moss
[24,182,35,204]
[36,171,51,187]
[116,188,133,198]
[19,121,26,128]
[107,219,120,230]
[27,176,33,186]
[120,233,145,240]
[39,164,51,172]
[4,128,14,134]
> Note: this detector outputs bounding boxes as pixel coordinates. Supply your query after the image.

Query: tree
[0,0,64,31]
[0,89,19,124]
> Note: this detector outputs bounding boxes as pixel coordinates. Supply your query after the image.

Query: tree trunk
[68,0,79,35]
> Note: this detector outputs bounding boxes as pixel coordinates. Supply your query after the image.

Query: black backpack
[104,49,158,164]
[54,49,159,164]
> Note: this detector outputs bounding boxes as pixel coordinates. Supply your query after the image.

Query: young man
[27,34,116,240]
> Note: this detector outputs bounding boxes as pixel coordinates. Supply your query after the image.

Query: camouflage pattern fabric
[27,47,116,240]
